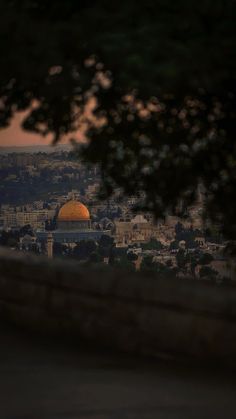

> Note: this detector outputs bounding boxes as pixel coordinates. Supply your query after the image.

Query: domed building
[36,200,110,248]
[57,200,91,230]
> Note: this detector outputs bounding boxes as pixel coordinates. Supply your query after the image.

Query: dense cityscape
[0,148,232,281]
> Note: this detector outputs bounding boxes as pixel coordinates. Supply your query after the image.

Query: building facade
[36,200,109,245]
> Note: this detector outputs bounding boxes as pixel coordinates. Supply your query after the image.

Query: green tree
[127,252,138,262]
[175,222,184,238]
[89,251,102,263]
[140,255,155,272]
[19,224,34,237]
[154,261,176,277]
[73,240,97,261]
[142,239,163,251]
[199,253,214,265]
[199,265,217,279]
[99,234,114,248]
[113,255,135,271]
[176,249,190,271]
[98,234,114,258]
[0,230,20,247]
[53,242,68,257]
[7,237,18,248]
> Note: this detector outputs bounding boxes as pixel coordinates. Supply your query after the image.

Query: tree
[199,253,214,265]
[114,258,135,271]
[1,1,235,100]
[169,241,179,251]
[190,259,198,277]
[140,255,155,272]
[73,240,97,261]
[53,242,68,257]
[166,259,173,268]
[175,222,184,238]
[0,230,20,247]
[98,234,114,258]
[6,237,18,248]
[127,252,138,262]
[99,234,114,248]
[89,251,102,263]
[19,224,34,237]
[142,239,163,251]
[176,249,189,271]
[199,265,218,280]
[0,1,236,236]
[154,261,176,277]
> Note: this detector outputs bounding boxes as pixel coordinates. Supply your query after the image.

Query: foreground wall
[0,248,236,364]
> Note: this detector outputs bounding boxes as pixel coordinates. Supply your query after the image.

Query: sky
[0,113,52,147]
[0,97,99,147]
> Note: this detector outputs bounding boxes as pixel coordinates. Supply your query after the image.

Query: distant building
[36,200,109,245]
[114,214,160,246]
[2,209,56,230]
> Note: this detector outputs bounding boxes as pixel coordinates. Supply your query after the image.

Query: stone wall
[0,247,236,364]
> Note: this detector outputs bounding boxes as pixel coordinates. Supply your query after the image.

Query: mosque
[36,200,109,248]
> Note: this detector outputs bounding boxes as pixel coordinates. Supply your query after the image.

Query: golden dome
[58,200,90,222]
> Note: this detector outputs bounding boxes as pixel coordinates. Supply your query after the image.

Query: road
[0,325,236,419]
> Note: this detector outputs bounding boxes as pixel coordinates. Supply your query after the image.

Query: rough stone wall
[0,247,236,364]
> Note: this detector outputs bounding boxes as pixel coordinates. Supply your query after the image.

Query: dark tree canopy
[1,0,235,96]
[0,1,236,236]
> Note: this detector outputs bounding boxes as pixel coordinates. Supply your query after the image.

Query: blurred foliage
[199,265,217,279]
[73,240,97,260]
[0,1,236,236]
[141,239,163,251]
[198,252,214,265]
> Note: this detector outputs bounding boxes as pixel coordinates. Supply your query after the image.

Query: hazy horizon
[0,144,73,155]
[0,113,52,147]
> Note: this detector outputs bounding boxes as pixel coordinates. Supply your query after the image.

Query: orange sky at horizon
[0,113,53,147]
[0,97,101,147]
[0,113,70,147]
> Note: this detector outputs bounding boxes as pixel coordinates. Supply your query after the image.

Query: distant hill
[0,144,72,154]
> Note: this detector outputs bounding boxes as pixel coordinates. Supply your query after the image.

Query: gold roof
[58,200,90,222]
